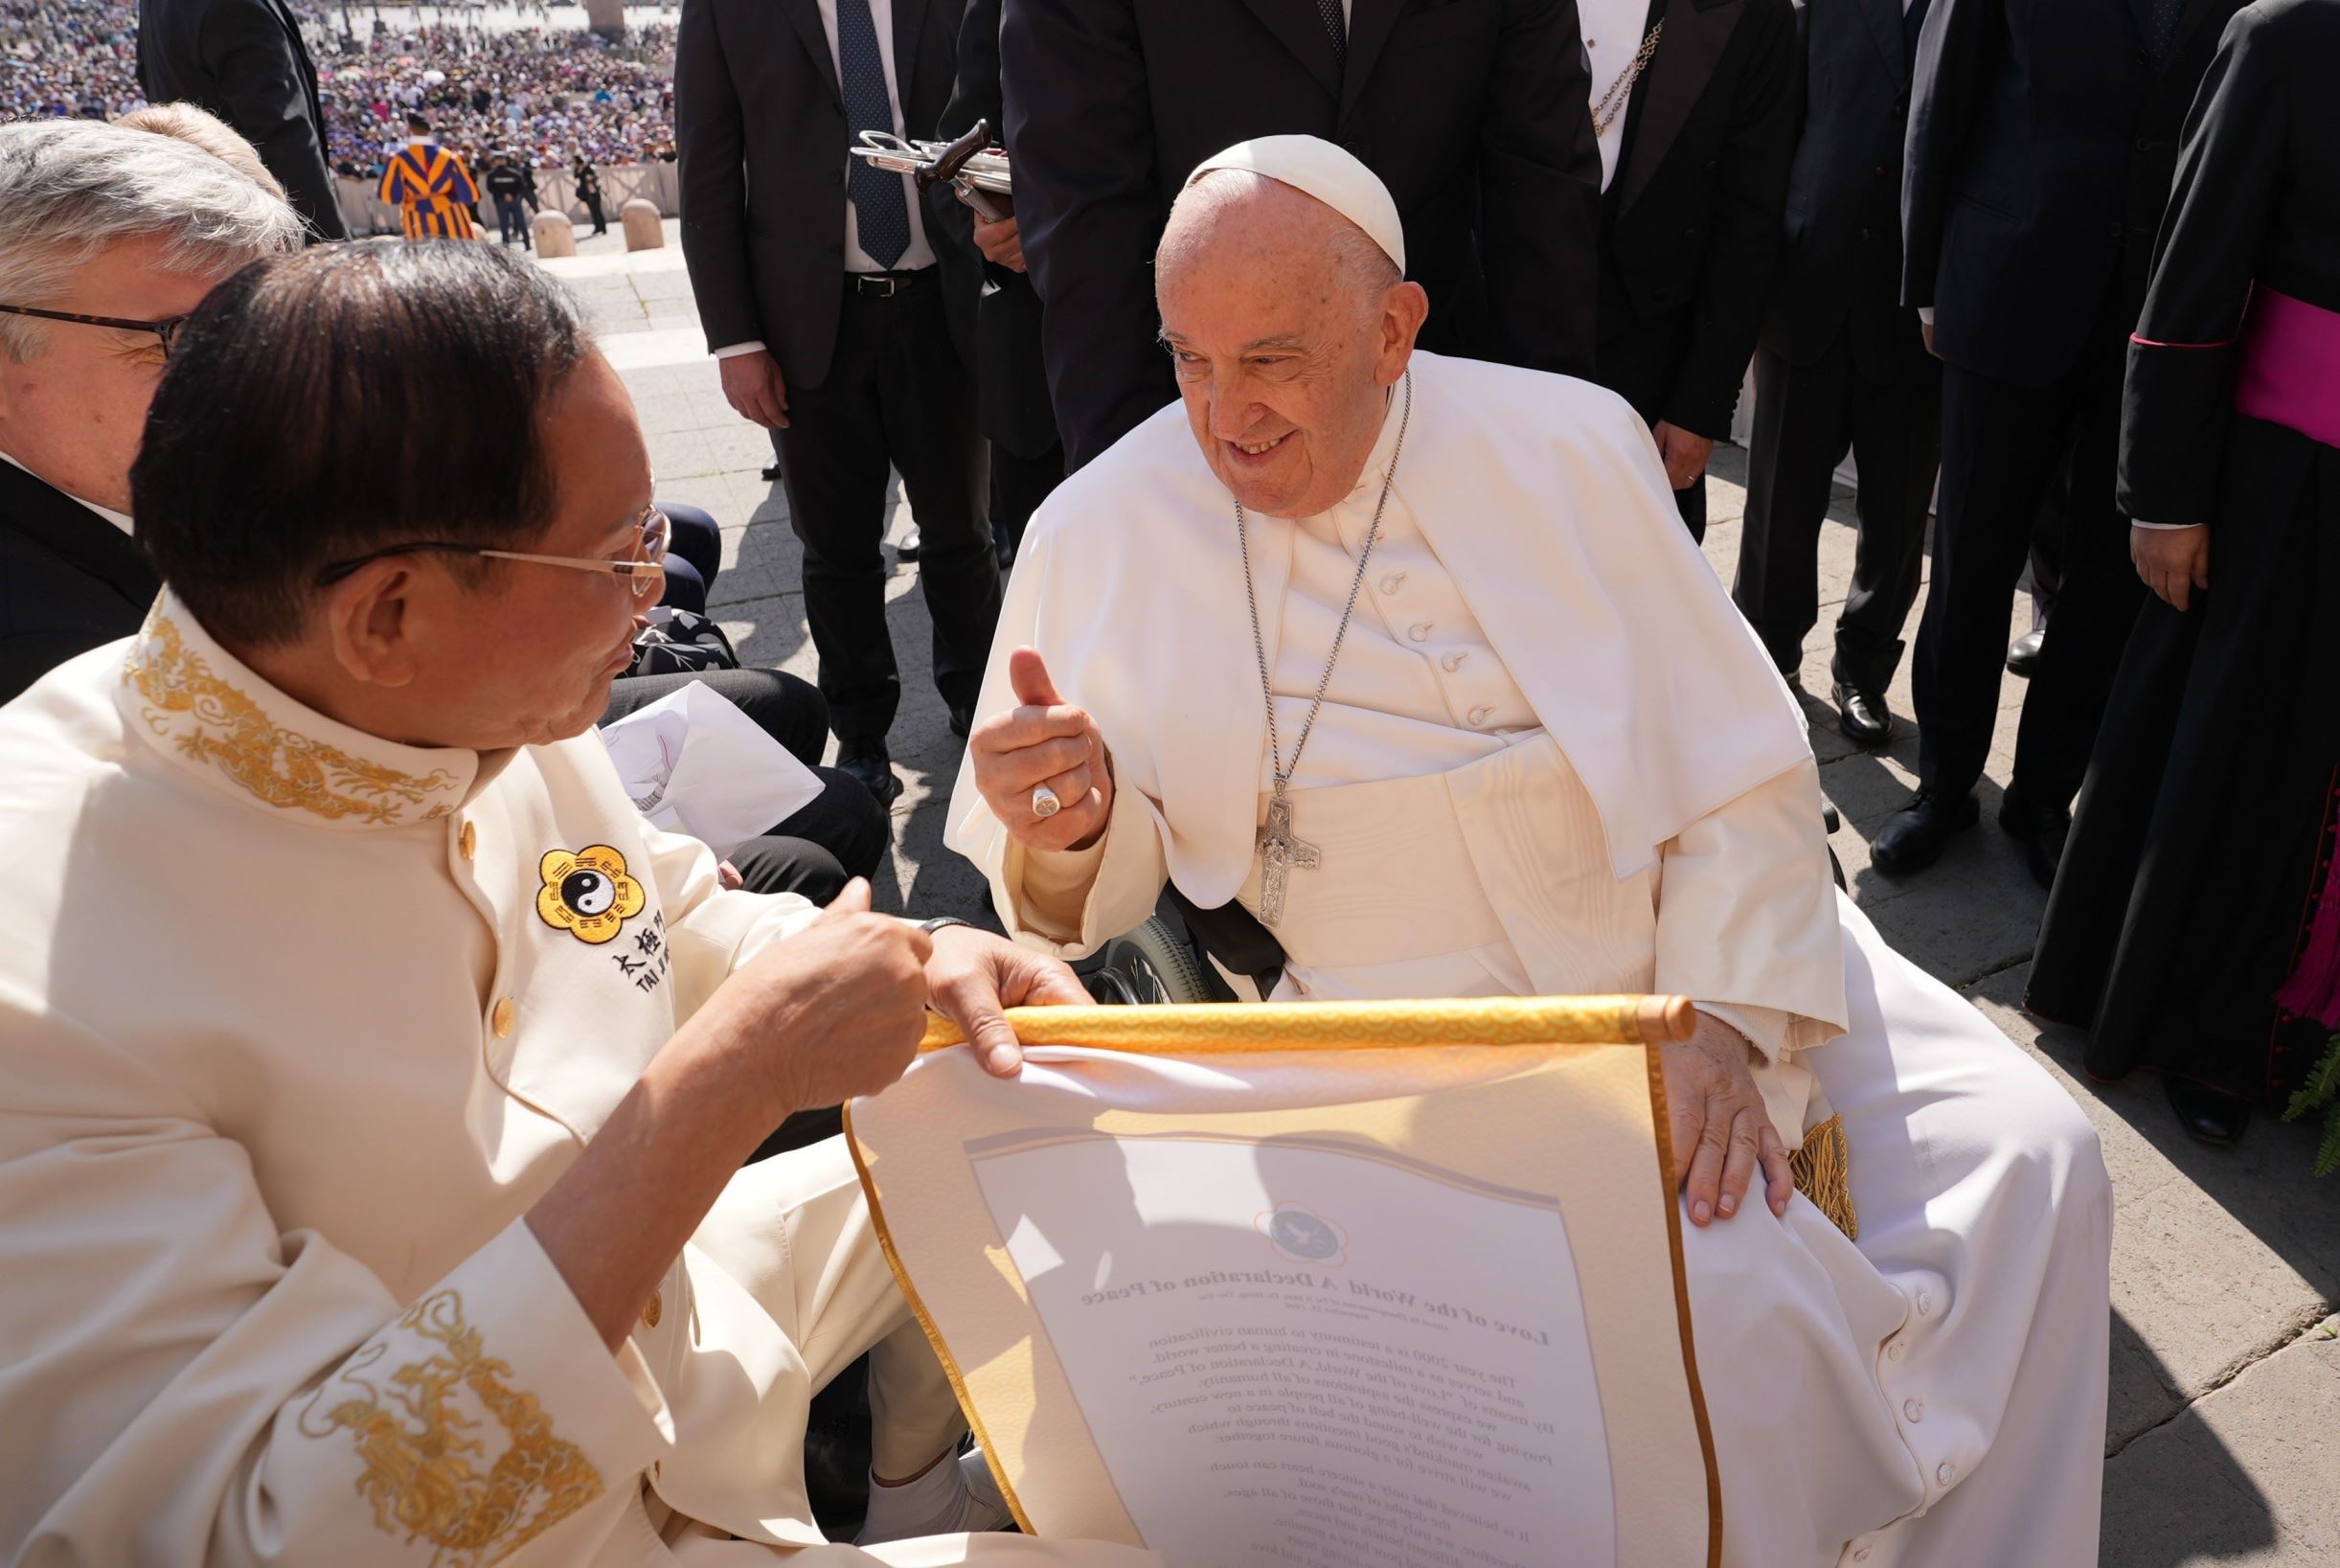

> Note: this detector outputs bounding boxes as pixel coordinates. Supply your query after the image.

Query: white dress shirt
[1579,0,1653,191]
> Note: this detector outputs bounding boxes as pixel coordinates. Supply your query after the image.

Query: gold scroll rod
[917,994,1696,1055]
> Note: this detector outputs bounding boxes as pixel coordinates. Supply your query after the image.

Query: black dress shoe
[894,527,921,563]
[948,706,973,739]
[760,461,784,482]
[1998,784,2073,891]
[2165,1076,2252,1146]
[836,743,902,808]
[1871,787,1981,875]
[2006,627,2046,677]
[1831,680,1895,746]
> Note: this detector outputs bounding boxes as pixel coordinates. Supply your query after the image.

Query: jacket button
[1652,285,1672,303]
[1341,135,1371,160]
[641,1290,663,1329]
[2109,220,2126,239]
[1858,227,1874,243]
[458,821,477,860]
[491,997,516,1038]
[2134,134,2155,153]
[1892,100,1906,118]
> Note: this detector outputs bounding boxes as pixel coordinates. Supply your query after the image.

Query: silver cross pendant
[1254,790,1320,928]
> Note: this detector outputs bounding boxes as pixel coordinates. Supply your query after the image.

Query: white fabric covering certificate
[970,1131,1614,1567]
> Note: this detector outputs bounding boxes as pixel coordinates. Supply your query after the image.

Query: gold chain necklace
[1592,19,1665,137]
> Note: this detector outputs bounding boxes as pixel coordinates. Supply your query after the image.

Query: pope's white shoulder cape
[947,351,1810,905]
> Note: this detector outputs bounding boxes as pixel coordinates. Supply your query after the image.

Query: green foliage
[2279,1034,2340,1177]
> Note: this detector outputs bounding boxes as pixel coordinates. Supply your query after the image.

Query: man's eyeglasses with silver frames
[312,505,671,602]
[0,304,193,357]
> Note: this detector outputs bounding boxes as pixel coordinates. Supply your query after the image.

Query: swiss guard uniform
[379,138,482,240]
[0,598,1156,1566]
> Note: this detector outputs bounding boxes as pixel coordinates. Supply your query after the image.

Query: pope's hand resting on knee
[1666,1011,1796,1226]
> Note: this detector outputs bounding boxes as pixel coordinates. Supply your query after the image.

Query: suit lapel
[891,0,929,109]
[1340,0,1405,122]
[1616,0,1747,215]
[1861,0,1908,82]
[2165,0,2230,62]
[1237,0,1344,101]
[0,462,159,611]
[782,0,844,101]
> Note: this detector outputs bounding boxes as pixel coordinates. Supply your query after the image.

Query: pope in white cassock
[951,137,2114,1567]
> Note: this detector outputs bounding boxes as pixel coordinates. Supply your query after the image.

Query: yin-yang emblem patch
[536,844,647,944]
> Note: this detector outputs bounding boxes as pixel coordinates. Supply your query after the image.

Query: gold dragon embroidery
[125,615,459,825]
[299,1290,604,1565]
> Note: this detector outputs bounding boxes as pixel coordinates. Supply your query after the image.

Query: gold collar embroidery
[120,602,472,829]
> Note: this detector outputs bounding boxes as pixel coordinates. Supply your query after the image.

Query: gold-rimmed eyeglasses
[0,303,193,357]
[312,505,671,602]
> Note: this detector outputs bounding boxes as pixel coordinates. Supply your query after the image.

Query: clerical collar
[0,448,132,535]
[115,593,493,832]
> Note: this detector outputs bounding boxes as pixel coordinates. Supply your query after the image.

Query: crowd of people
[1,0,677,171]
[0,0,2333,1561]
[315,17,676,176]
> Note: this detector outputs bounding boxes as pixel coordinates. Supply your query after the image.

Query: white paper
[971,1132,1616,1568]
[599,680,824,858]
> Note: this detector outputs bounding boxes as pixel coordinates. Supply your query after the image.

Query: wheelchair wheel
[1086,915,1228,1006]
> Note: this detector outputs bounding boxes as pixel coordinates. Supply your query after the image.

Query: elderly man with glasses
[0,115,302,704]
[0,238,1155,1565]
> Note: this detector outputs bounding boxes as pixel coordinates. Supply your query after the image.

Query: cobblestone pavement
[548,225,2340,1564]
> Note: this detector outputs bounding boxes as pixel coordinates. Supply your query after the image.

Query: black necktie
[837,0,910,268]
[2145,0,2184,55]
[1316,0,1348,64]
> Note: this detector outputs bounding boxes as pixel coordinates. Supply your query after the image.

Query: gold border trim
[842,1100,1041,1537]
[1645,1040,1725,1568]
[919,995,1696,1054]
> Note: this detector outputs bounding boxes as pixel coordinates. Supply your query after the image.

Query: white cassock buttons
[1408,622,1432,642]
[1468,706,1493,727]
[1852,1550,1873,1563]
[1379,572,1406,594]
[459,821,477,860]
[491,998,516,1038]
[1887,1340,1906,1361]
[1903,1398,1924,1422]
[1443,650,1467,671]
[1917,1291,1935,1317]
[1937,1463,1956,1488]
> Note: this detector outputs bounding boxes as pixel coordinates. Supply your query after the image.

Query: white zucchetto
[1185,134,1406,274]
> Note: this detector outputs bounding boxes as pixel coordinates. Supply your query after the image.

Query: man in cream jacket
[0,239,1156,1567]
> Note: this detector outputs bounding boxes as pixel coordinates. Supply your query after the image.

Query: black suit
[0,461,160,706]
[677,0,999,746]
[1897,0,2243,808]
[138,0,350,241]
[1002,0,1602,471]
[1589,0,1800,539]
[1733,0,1939,692]
[930,0,1063,562]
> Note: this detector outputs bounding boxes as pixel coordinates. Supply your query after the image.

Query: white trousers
[1686,894,2112,1567]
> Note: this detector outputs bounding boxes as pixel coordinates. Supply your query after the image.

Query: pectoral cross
[1255,790,1319,928]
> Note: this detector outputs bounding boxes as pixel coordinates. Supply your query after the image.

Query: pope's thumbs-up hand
[970,646,1115,852]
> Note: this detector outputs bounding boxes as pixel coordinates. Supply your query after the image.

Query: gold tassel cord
[1790,1114,1859,1240]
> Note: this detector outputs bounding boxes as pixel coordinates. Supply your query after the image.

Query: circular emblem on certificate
[1257,1202,1347,1266]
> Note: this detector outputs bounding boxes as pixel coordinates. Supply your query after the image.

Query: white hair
[0,118,304,361]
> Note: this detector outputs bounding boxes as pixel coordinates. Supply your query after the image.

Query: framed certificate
[846,998,1719,1568]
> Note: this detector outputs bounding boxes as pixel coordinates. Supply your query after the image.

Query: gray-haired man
[0,116,301,703]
